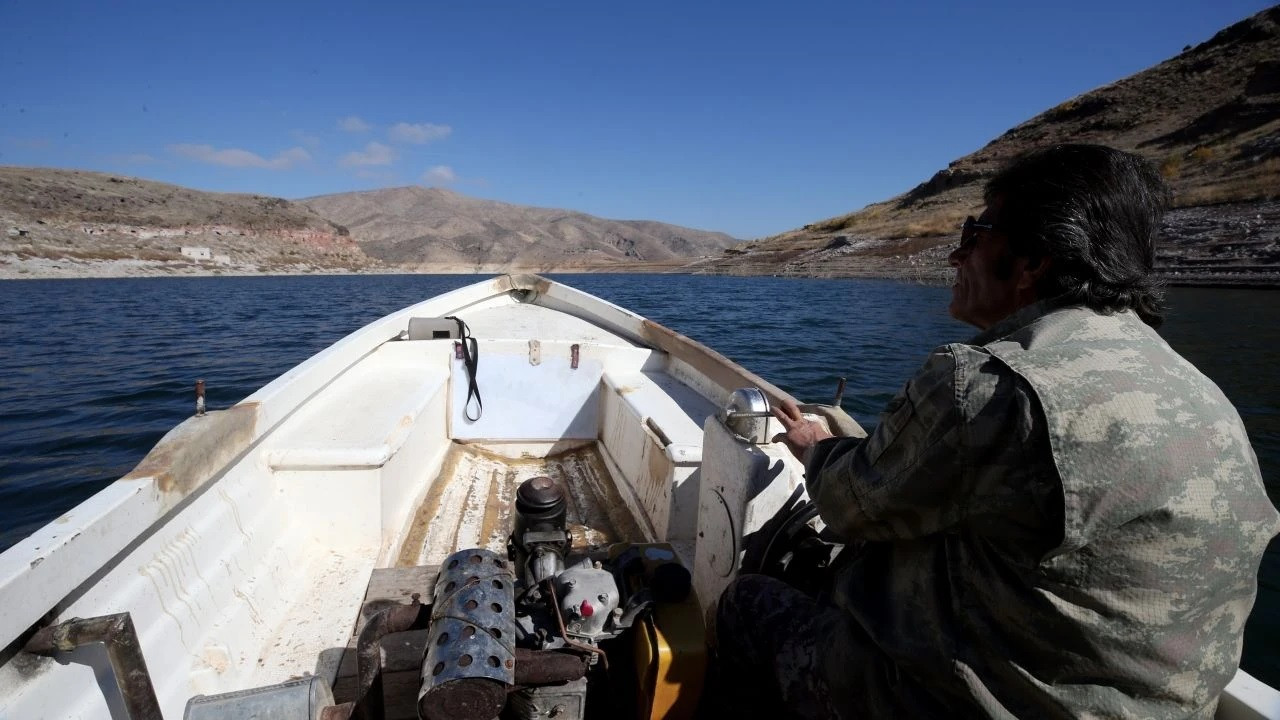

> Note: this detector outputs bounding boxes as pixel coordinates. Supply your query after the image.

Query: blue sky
[0,1,1271,239]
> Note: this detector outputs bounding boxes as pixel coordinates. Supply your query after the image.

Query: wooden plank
[363,563,437,614]
[333,669,420,720]
[333,565,438,715]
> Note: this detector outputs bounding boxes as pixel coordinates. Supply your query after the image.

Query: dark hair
[985,144,1169,327]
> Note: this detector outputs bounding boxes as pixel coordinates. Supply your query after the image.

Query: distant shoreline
[3,254,1276,289]
[0,255,694,280]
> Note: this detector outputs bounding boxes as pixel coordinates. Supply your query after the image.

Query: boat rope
[447,316,483,421]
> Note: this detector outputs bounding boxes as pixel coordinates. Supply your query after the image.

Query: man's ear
[1017,256,1051,293]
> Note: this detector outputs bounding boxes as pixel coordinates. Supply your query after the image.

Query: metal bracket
[522,529,570,545]
[529,340,541,366]
[570,344,580,370]
[25,613,163,720]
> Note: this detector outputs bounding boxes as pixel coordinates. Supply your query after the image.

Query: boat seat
[601,371,715,458]
[265,343,449,470]
[599,370,716,546]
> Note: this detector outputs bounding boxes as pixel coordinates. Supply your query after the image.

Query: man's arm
[774,345,1053,543]
[811,347,966,540]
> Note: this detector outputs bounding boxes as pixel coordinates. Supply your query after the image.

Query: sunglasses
[958,216,998,252]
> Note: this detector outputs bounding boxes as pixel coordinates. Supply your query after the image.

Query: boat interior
[0,279,812,719]
[209,302,734,692]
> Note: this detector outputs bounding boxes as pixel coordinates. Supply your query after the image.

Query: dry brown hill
[0,167,369,275]
[0,169,738,278]
[689,5,1280,286]
[302,186,738,270]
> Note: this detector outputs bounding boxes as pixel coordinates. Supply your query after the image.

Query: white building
[180,246,212,261]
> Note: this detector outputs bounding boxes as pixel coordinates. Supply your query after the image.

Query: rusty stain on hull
[121,403,259,497]
[397,442,644,567]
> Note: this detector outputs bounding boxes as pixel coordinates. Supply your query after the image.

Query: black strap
[446,316,482,421]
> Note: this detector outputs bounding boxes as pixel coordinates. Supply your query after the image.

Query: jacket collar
[968,295,1080,346]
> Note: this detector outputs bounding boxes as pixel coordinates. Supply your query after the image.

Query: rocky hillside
[302,186,738,271]
[0,167,370,277]
[690,6,1280,286]
[0,169,738,278]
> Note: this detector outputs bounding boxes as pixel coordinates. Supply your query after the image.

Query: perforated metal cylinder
[419,548,517,720]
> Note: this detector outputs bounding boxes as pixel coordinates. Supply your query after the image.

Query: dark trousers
[714,573,871,719]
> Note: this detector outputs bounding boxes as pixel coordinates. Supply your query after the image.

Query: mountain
[689,5,1280,286]
[0,167,369,277]
[0,169,738,278]
[301,186,738,271]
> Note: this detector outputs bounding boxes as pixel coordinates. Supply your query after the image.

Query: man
[716,144,1279,718]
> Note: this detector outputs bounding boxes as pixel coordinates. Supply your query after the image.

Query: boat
[0,273,1276,719]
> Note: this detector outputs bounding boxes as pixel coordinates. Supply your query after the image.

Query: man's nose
[949,246,964,267]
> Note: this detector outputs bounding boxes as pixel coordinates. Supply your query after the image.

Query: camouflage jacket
[807,299,1279,719]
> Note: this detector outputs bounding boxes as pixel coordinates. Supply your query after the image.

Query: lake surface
[1,274,1277,685]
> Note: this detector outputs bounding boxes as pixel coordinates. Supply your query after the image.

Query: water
[1,274,1277,685]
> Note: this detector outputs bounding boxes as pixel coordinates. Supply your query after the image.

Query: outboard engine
[421,476,697,720]
[505,477,623,720]
[509,477,622,650]
[185,476,704,720]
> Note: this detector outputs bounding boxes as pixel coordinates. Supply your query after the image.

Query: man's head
[948,144,1170,330]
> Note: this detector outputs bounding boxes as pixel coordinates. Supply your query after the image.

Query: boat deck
[396,440,647,568]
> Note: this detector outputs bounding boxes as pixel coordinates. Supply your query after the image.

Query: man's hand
[771,400,834,462]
